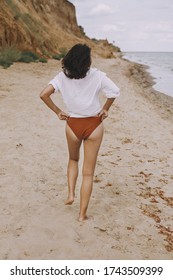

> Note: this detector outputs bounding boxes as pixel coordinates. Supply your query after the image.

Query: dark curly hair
[62,44,91,79]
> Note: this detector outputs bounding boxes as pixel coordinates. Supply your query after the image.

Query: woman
[40,44,120,221]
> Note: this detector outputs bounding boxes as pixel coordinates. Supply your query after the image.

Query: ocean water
[123,52,173,98]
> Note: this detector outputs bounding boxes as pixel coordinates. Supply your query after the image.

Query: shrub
[52,48,67,60]
[0,46,21,68]
[52,54,64,60]
[18,51,39,63]
[0,47,47,68]
[39,57,47,63]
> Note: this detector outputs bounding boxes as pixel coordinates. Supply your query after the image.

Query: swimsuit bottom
[67,116,102,141]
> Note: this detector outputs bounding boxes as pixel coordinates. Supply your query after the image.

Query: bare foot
[65,196,74,205]
[78,215,88,222]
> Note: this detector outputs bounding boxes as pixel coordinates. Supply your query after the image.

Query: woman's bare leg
[65,124,82,205]
[79,123,104,221]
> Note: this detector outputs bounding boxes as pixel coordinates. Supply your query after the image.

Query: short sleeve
[48,72,63,93]
[101,75,120,98]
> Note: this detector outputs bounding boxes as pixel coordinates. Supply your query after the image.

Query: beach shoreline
[0,56,172,259]
[122,52,173,99]
[122,58,173,122]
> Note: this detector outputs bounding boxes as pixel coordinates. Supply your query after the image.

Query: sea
[122,52,173,98]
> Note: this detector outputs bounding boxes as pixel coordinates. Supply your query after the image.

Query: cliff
[0,0,120,57]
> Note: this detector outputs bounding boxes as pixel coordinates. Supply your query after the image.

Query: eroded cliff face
[0,0,120,57]
[0,0,83,53]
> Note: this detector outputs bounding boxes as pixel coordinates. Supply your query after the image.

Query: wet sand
[0,57,172,259]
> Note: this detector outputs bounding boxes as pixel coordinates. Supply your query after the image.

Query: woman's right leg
[65,124,82,205]
[79,123,103,221]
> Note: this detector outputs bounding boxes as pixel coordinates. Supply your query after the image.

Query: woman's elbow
[40,90,45,100]
[40,89,49,100]
[40,85,54,100]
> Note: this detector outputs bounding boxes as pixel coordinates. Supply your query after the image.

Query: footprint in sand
[16,143,23,149]
[94,226,108,233]
[127,226,135,231]
[132,153,140,158]
[138,171,153,182]
[121,137,133,144]
[108,161,118,165]
[131,171,153,183]
[0,168,6,175]
[158,178,169,184]
[137,181,146,186]
[39,178,46,184]
[23,251,30,257]
[106,182,112,187]
[93,175,102,183]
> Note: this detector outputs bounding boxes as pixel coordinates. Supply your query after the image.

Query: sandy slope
[0,57,172,259]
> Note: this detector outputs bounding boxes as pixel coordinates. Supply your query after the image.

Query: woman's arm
[99,74,120,121]
[99,98,115,120]
[40,85,69,120]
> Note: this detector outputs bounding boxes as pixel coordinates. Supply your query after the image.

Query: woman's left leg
[65,124,82,205]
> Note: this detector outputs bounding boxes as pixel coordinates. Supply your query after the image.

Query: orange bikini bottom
[67,116,102,140]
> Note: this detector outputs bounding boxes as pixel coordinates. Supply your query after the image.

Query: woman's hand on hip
[58,111,69,121]
[98,109,108,121]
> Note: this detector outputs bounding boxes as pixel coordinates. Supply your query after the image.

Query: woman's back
[49,68,120,117]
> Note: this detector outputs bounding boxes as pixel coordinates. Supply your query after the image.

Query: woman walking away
[40,44,120,221]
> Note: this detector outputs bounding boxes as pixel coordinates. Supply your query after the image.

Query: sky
[69,0,173,52]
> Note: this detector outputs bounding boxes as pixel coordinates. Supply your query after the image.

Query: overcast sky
[69,0,173,52]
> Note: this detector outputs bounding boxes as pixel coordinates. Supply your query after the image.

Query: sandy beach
[0,56,173,260]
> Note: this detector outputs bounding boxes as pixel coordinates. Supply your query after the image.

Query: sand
[0,57,173,260]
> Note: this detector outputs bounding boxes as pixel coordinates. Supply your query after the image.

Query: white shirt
[48,68,120,117]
